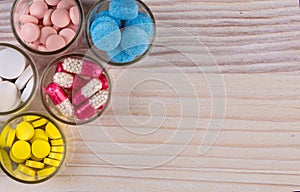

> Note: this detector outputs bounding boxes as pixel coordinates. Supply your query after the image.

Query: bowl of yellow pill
[0,112,66,183]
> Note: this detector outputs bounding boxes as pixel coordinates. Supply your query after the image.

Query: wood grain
[1,0,300,191]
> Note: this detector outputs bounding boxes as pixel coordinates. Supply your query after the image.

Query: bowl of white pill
[0,43,38,120]
[85,0,156,66]
[40,53,111,125]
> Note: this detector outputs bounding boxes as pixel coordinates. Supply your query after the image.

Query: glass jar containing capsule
[0,43,38,122]
[11,0,84,55]
[40,53,111,125]
[0,112,67,183]
[86,0,156,66]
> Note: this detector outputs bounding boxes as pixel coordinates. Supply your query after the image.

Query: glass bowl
[0,43,38,121]
[40,53,111,125]
[85,0,156,66]
[11,0,84,55]
[0,112,66,184]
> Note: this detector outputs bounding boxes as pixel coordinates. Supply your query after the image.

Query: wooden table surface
[1,0,300,191]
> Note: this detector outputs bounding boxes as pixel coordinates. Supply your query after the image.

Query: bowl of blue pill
[85,0,156,66]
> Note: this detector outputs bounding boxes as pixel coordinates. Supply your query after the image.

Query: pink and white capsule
[72,79,102,106]
[46,83,74,117]
[55,62,67,73]
[75,90,109,120]
[53,72,87,89]
[99,73,109,90]
[62,58,103,78]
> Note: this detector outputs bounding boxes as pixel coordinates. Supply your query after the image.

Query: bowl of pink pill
[0,43,38,118]
[40,53,111,125]
[0,113,66,183]
[11,0,83,55]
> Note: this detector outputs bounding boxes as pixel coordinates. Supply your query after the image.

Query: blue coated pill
[109,0,138,20]
[91,21,121,51]
[94,10,121,27]
[125,12,154,36]
[107,47,135,63]
[120,26,149,56]
[90,16,119,32]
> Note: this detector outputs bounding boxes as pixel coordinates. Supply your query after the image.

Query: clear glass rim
[85,0,156,66]
[40,53,112,125]
[0,43,38,116]
[10,0,84,56]
[0,112,67,184]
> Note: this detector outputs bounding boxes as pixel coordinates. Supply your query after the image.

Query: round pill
[69,6,80,25]
[6,128,16,148]
[107,47,135,63]
[45,123,61,139]
[125,12,154,36]
[30,0,48,19]
[51,146,64,153]
[26,160,45,169]
[40,26,57,45]
[32,140,51,159]
[46,35,66,52]
[0,48,26,79]
[19,15,39,24]
[18,164,36,177]
[50,139,64,146]
[16,122,34,141]
[67,23,78,31]
[37,167,56,178]
[23,115,41,122]
[20,23,40,42]
[43,158,60,167]
[94,10,121,27]
[59,28,76,44]
[45,0,60,6]
[32,118,49,128]
[38,45,48,52]
[48,152,63,160]
[15,65,33,91]
[31,155,43,162]
[28,41,39,49]
[13,169,35,181]
[90,16,119,32]
[57,0,75,10]
[10,151,24,163]
[43,9,54,26]
[109,0,138,20]
[120,26,149,56]
[21,77,34,102]
[0,125,10,148]
[11,140,31,160]
[0,81,19,112]
[91,21,121,51]
[1,149,12,172]
[11,96,21,110]
[31,129,48,143]
[51,8,71,28]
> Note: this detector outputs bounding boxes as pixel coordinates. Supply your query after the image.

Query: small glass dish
[0,112,66,184]
[11,0,84,55]
[0,43,38,121]
[40,53,111,125]
[85,0,156,66]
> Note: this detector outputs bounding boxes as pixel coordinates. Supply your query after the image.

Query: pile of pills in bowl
[46,57,109,121]
[15,0,81,52]
[0,47,35,112]
[89,0,154,63]
[0,115,65,181]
